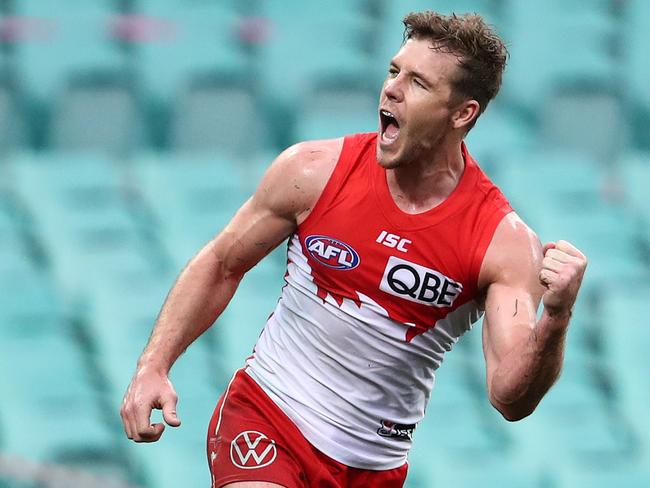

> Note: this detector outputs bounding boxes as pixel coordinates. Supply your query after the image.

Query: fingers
[162,394,181,427]
[543,241,588,265]
[120,401,132,439]
[134,404,165,442]
[539,268,558,287]
[553,240,587,261]
[121,397,161,443]
[542,242,556,255]
[120,374,181,443]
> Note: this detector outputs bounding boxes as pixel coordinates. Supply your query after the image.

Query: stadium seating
[170,71,272,154]
[622,0,650,143]
[11,1,124,100]
[294,75,379,141]
[500,0,617,116]
[49,71,145,156]
[130,0,247,103]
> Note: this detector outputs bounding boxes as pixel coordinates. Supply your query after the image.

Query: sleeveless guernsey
[245,132,512,469]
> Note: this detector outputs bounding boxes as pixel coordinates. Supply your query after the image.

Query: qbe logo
[305,235,360,270]
[380,256,463,307]
[230,431,277,469]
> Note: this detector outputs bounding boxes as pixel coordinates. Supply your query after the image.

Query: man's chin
[376,152,402,169]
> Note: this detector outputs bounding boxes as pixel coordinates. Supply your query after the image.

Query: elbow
[498,406,534,423]
[489,395,536,422]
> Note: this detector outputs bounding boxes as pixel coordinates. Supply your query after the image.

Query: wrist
[136,354,171,376]
[542,306,572,324]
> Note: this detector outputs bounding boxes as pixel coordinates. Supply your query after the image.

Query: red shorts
[206,369,408,488]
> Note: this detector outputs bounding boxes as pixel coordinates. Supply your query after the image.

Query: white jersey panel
[245,235,483,469]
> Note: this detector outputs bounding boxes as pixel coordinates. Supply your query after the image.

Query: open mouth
[380,109,400,143]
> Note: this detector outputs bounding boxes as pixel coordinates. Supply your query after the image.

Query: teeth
[381,110,395,118]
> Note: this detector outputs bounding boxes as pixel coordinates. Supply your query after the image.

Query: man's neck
[386,140,466,215]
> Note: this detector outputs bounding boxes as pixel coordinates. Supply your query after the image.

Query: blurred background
[0,0,648,487]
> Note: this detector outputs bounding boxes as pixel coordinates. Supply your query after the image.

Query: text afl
[305,235,361,270]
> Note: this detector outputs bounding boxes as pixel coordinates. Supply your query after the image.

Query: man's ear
[452,99,480,130]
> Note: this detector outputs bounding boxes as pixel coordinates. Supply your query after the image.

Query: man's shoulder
[478,212,543,291]
[280,137,344,170]
[254,138,344,223]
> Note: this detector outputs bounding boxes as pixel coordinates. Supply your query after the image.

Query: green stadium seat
[500,0,616,115]
[0,229,37,276]
[294,76,378,142]
[414,354,502,458]
[598,286,650,407]
[429,459,548,488]
[556,463,650,488]
[0,330,117,466]
[492,150,648,287]
[465,103,536,175]
[49,71,144,156]
[9,151,164,294]
[0,271,63,334]
[171,72,271,155]
[133,152,249,269]
[127,440,210,488]
[493,149,605,215]
[539,87,628,165]
[258,1,372,116]
[619,151,650,216]
[13,1,123,100]
[623,0,650,119]
[132,0,247,103]
[215,261,286,375]
[0,75,28,153]
[0,332,97,409]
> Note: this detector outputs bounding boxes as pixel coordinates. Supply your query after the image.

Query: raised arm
[120,139,341,442]
[478,213,587,421]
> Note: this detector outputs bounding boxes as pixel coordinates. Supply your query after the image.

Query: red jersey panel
[297,132,511,341]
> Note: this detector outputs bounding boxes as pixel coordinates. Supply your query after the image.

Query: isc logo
[305,235,360,270]
[380,256,463,307]
[376,230,411,253]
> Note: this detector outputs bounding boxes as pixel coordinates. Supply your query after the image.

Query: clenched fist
[539,240,587,316]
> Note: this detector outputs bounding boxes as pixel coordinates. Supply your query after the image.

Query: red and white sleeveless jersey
[245,133,512,469]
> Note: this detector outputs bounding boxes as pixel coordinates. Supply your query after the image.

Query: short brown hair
[403,11,508,130]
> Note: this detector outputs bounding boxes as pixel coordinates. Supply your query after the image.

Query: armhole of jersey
[469,200,514,291]
[298,136,353,230]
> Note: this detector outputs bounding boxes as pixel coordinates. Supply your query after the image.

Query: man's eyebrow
[389,61,435,88]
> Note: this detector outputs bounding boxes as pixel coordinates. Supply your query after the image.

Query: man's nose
[383,76,404,103]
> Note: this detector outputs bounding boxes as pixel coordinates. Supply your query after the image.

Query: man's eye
[388,69,398,77]
[414,79,426,89]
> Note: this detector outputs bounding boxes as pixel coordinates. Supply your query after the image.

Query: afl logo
[305,235,360,270]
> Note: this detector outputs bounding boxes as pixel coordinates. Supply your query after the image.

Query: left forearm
[489,309,570,421]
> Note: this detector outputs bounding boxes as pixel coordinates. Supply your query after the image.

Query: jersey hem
[245,367,409,471]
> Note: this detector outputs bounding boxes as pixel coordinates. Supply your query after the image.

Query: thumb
[162,396,181,427]
[543,242,556,255]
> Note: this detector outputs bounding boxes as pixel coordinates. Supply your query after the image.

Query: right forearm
[137,242,241,373]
